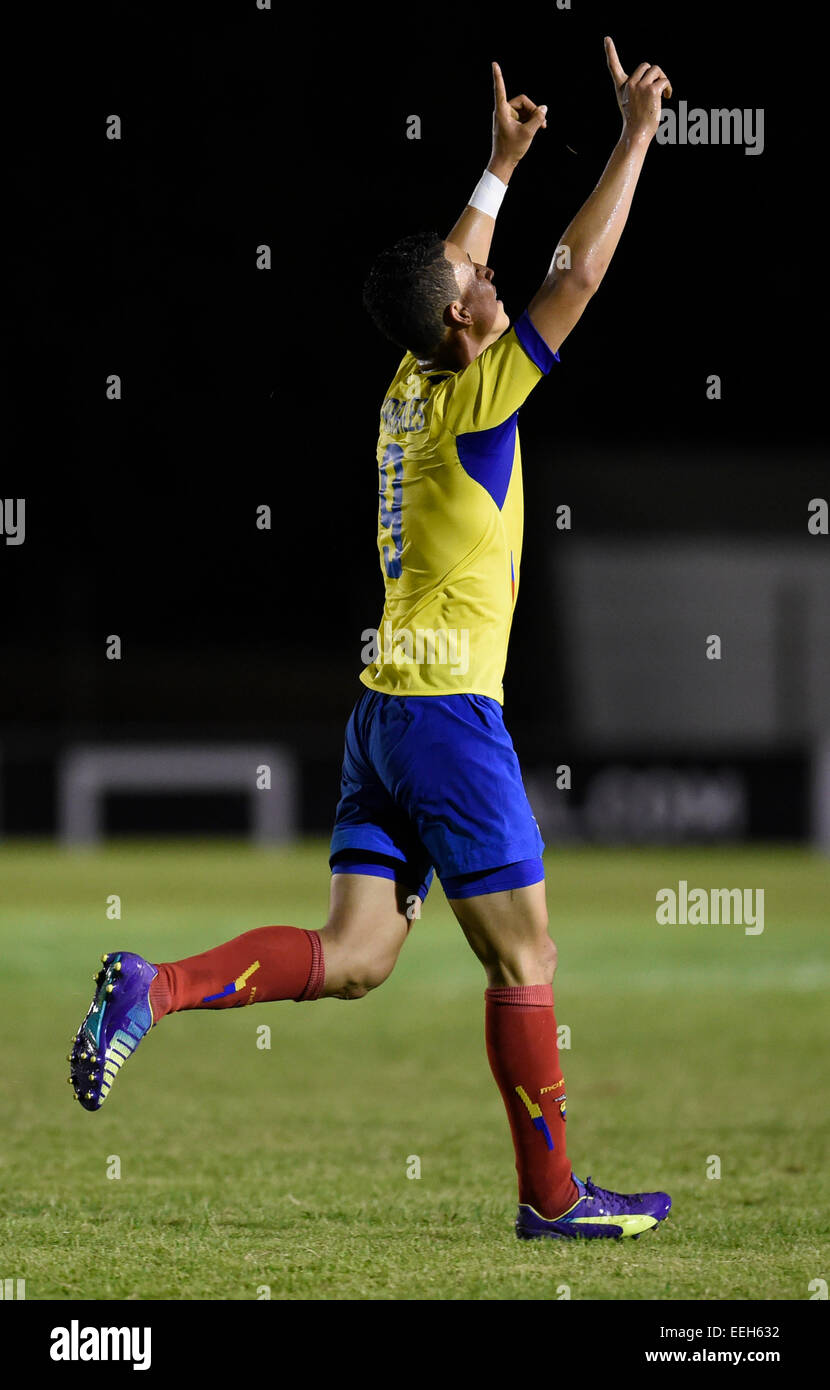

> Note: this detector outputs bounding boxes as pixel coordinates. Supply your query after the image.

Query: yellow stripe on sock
[515,1085,543,1121]
[233,960,261,993]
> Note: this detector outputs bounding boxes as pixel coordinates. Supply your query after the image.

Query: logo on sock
[202,960,261,1003]
[515,1085,554,1151]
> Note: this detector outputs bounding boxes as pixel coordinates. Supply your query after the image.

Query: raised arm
[445,61,547,265]
[526,36,672,355]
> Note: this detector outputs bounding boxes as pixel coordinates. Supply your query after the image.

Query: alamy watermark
[0,498,25,545]
[656,880,764,935]
[656,101,764,155]
[361,622,469,676]
[50,1322,151,1370]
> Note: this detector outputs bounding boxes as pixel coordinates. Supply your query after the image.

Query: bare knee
[488,933,558,989]
[318,926,400,1000]
[328,955,395,999]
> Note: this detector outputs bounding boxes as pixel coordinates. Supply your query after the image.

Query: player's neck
[418,326,497,375]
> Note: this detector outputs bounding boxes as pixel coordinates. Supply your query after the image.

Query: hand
[490,61,547,173]
[604,36,672,142]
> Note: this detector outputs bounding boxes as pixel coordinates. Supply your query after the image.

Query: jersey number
[379,443,403,579]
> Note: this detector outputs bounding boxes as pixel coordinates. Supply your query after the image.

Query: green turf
[1,840,828,1300]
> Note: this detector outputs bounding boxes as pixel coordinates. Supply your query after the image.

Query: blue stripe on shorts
[442,857,545,899]
[330,849,432,902]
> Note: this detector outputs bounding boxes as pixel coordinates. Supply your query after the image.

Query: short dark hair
[362,232,459,358]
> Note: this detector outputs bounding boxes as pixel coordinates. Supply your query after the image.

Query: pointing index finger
[492,60,508,107]
[604,35,627,88]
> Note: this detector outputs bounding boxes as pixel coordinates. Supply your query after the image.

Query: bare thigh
[448,879,557,988]
[318,872,417,998]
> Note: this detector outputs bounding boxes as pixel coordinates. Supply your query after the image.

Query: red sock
[485,984,578,1220]
[148,926,325,1021]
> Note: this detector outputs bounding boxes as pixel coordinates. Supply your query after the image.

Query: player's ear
[444,300,472,328]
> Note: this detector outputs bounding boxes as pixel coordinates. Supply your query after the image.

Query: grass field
[1,839,828,1301]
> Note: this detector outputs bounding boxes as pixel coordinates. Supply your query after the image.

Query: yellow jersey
[359,308,559,704]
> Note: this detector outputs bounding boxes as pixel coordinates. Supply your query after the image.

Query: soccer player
[70,38,673,1241]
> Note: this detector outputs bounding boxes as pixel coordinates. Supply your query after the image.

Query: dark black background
[2,2,824,826]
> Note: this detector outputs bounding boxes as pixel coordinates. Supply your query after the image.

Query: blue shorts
[329,688,545,900]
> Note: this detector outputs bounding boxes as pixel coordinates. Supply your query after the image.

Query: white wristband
[468,167,507,218]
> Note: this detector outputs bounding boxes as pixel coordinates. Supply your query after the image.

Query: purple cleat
[516,1173,672,1240]
[68,951,157,1112]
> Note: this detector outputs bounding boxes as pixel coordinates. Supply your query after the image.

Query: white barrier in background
[57,744,297,846]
